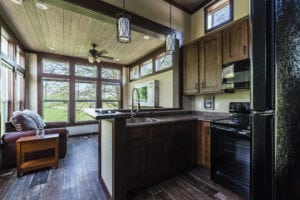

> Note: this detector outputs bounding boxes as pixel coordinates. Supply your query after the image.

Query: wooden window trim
[204,0,233,33]
[37,52,123,126]
[128,45,173,82]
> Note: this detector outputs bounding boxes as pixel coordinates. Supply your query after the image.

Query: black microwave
[222,59,250,91]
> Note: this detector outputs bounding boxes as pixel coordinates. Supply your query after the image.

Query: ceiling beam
[163,0,212,15]
[59,0,176,36]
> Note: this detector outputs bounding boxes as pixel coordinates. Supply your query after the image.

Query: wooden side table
[16,133,59,177]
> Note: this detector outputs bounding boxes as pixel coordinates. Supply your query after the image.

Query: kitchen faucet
[131,88,141,118]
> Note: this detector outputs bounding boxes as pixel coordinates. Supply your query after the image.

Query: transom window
[140,59,153,77]
[75,64,97,77]
[205,0,233,32]
[129,49,173,81]
[101,67,121,80]
[130,66,139,80]
[155,53,172,71]
[43,59,69,75]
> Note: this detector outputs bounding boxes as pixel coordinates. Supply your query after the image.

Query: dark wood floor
[0,135,244,200]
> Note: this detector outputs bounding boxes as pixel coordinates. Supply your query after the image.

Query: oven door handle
[211,124,236,132]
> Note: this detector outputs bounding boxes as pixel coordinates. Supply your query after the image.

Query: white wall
[25,53,38,112]
[191,90,250,113]
[127,70,173,109]
[190,0,250,41]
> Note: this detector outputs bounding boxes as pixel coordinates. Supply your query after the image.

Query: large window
[40,57,122,124]
[205,0,233,32]
[75,81,96,122]
[0,62,14,125]
[101,82,121,108]
[0,28,26,135]
[15,71,25,111]
[101,67,122,109]
[43,80,69,122]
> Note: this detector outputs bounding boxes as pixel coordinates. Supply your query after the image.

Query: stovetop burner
[212,102,251,130]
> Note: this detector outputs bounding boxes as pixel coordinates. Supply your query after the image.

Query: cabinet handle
[243,46,247,54]
[195,83,198,90]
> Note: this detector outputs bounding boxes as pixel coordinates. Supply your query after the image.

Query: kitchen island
[84,109,228,200]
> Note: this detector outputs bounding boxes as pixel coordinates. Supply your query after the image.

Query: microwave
[222,59,250,91]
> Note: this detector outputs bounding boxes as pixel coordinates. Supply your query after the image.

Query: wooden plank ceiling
[0,0,165,65]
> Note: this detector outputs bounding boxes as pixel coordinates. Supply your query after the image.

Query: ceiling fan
[87,43,113,64]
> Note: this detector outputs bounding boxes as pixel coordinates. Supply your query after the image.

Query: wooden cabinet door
[199,32,222,94]
[173,121,196,173]
[149,124,171,182]
[223,19,249,64]
[183,42,199,94]
[200,121,211,168]
[127,127,149,191]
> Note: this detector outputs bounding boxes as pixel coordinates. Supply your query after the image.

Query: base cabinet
[149,125,171,182]
[197,121,211,168]
[173,122,197,173]
[127,127,149,191]
[126,121,196,192]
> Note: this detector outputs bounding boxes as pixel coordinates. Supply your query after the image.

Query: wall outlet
[198,102,202,109]
[215,102,220,109]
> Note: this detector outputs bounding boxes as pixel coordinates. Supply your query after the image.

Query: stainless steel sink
[126,117,160,124]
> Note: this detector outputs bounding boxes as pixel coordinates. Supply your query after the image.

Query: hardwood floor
[0,135,244,200]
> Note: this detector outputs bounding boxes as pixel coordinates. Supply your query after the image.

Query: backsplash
[190,90,250,113]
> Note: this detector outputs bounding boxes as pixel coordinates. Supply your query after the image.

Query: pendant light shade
[166,0,175,54]
[166,32,176,54]
[116,0,131,43]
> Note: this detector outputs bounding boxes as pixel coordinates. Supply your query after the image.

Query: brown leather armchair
[1,122,68,169]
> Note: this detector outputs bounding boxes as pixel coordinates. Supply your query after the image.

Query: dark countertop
[84,108,130,120]
[126,111,229,128]
[84,108,229,127]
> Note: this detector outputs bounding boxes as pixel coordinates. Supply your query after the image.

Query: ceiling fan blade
[98,49,108,55]
[99,55,114,60]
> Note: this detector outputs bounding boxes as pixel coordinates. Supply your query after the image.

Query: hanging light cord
[169,0,172,31]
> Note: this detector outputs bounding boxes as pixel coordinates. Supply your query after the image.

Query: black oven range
[210,102,251,200]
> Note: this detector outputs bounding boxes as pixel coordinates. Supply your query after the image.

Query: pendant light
[166,0,176,54]
[116,0,131,43]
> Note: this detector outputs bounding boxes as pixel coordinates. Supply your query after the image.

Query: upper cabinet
[183,42,199,95]
[223,19,249,64]
[182,17,249,95]
[199,32,222,94]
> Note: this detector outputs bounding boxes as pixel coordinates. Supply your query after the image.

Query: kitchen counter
[126,111,229,127]
[84,109,228,200]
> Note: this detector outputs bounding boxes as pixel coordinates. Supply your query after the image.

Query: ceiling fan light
[36,1,48,10]
[96,57,101,63]
[117,13,131,43]
[88,56,94,64]
[10,0,23,5]
[166,32,176,55]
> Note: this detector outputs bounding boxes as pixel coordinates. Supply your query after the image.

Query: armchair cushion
[10,111,38,131]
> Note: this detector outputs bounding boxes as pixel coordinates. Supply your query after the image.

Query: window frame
[204,0,233,33]
[0,26,26,135]
[38,53,123,125]
[129,46,173,82]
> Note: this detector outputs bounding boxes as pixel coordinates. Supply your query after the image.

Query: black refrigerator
[251,0,300,200]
